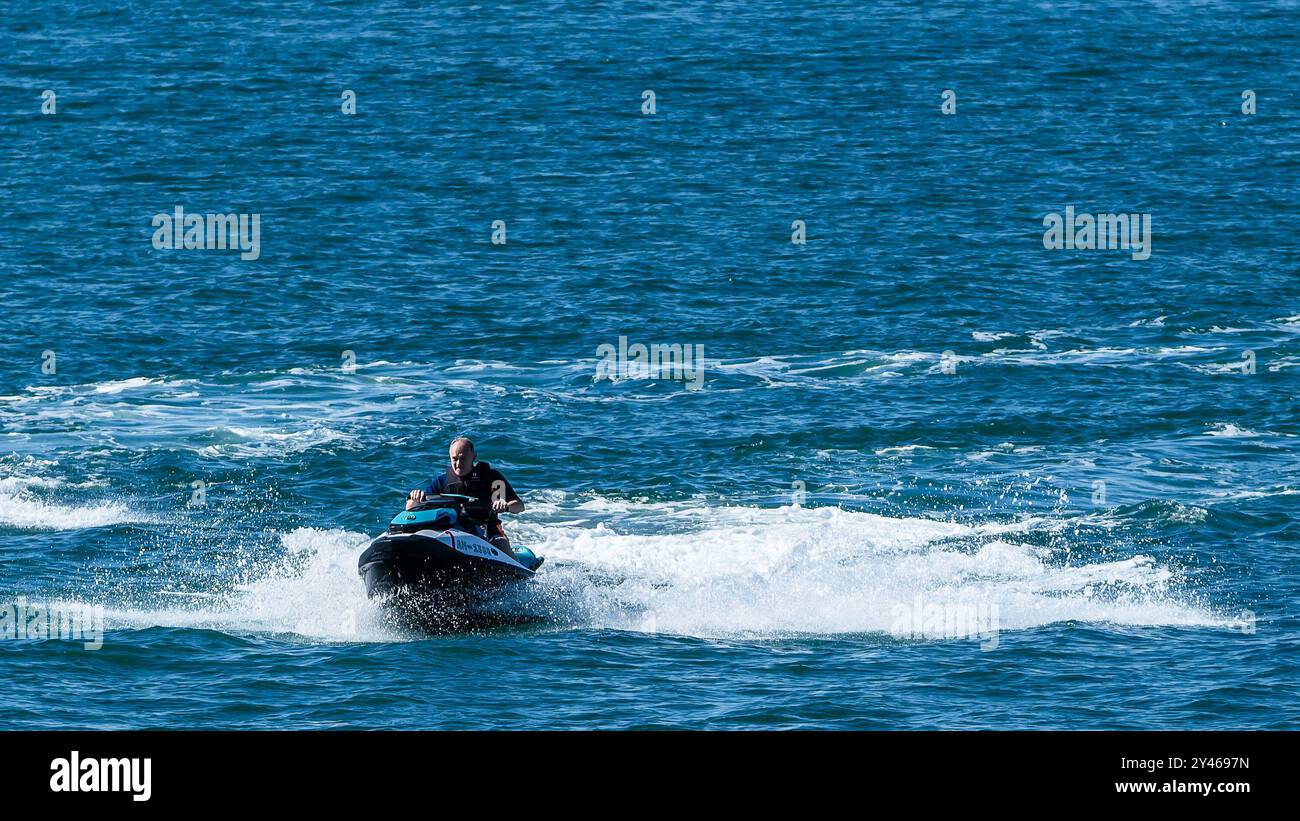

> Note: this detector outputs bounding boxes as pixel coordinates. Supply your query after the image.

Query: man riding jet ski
[406,436,524,557]
[357,438,543,625]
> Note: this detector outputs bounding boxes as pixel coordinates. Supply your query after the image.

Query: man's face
[449,442,475,478]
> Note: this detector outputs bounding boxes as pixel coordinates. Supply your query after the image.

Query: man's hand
[406,489,427,510]
[491,499,509,513]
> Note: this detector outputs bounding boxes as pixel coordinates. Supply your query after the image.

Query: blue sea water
[1,0,1297,729]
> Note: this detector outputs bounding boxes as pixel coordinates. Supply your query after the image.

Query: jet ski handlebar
[410,493,496,518]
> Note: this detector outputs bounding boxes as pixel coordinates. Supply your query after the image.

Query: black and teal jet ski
[357,493,544,629]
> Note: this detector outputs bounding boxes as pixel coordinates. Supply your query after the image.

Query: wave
[195,425,356,458]
[874,444,937,456]
[79,501,1230,643]
[92,377,164,394]
[1202,423,1294,439]
[0,461,146,530]
[1205,423,1257,437]
[90,528,395,642]
[1129,315,1167,327]
[1206,487,1299,503]
[18,376,195,399]
[0,489,149,530]
[520,504,1225,637]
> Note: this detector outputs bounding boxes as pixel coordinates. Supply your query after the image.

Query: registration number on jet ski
[451,538,495,558]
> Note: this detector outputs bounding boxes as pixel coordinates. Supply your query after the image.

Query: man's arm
[406,478,439,510]
[490,495,524,514]
[489,474,524,514]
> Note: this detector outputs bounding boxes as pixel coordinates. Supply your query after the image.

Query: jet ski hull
[358,528,542,631]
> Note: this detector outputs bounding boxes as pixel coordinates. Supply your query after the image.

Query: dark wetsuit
[424,461,520,549]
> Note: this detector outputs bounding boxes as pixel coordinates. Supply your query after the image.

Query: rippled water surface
[1,0,1297,729]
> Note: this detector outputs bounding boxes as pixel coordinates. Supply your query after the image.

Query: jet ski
[357,493,544,630]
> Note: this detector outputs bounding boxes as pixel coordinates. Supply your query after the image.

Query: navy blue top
[424,461,519,506]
